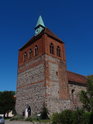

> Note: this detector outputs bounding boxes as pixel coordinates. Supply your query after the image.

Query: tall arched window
[29,49,32,59]
[35,45,38,56]
[50,43,54,54]
[24,52,28,62]
[57,46,61,57]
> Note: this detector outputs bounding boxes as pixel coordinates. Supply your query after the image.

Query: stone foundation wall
[16,81,45,115]
[16,55,46,115]
[46,98,71,114]
[68,82,86,109]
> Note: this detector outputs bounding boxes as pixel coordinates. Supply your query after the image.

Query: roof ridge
[67,70,87,84]
[67,70,86,78]
[20,27,64,50]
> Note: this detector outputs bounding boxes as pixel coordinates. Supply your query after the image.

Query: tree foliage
[80,76,93,112]
[0,91,15,116]
[40,104,49,119]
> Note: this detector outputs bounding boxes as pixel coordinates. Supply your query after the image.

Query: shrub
[89,112,93,124]
[72,109,91,124]
[60,110,74,124]
[40,105,49,120]
[51,110,74,124]
[25,117,32,122]
[51,112,62,124]
[72,109,84,124]
[82,112,91,124]
[51,109,91,124]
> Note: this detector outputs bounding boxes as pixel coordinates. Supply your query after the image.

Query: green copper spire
[35,16,45,28]
[35,16,45,36]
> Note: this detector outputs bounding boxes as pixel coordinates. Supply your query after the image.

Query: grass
[10,115,50,123]
[10,115,24,121]
[5,117,12,120]
[38,119,50,123]
[25,116,50,123]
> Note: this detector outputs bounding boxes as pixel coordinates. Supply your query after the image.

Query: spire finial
[35,16,45,28]
[35,16,45,35]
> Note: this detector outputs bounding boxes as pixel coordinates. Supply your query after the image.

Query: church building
[16,16,87,116]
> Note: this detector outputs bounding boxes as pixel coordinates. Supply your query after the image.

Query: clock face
[35,27,43,35]
[35,29,39,34]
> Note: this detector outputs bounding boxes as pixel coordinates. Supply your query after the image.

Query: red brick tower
[16,16,71,116]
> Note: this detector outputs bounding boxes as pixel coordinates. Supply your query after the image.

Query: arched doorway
[25,105,31,118]
[28,106,31,117]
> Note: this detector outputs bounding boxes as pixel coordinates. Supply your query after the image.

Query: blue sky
[0,0,93,91]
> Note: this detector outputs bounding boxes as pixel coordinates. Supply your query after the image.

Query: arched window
[24,52,28,62]
[35,45,38,56]
[57,46,61,57]
[50,43,54,54]
[29,49,32,59]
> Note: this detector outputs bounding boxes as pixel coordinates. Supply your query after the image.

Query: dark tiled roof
[67,71,87,84]
[44,28,63,43]
[20,28,63,50]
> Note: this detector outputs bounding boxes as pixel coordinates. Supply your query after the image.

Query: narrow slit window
[24,52,28,62]
[35,45,38,56]
[29,49,32,59]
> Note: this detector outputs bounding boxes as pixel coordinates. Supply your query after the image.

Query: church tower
[16,16,71,116]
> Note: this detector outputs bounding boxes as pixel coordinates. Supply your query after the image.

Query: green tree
[80,76,93,112]
[0,91,15,117]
